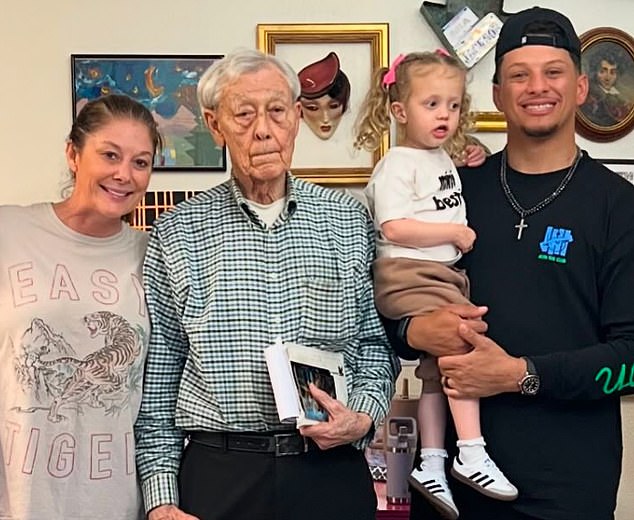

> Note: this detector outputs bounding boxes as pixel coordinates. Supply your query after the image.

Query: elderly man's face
[205,65,301,186]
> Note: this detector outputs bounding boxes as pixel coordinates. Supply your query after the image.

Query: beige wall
[1,0,633,515]
[1,0,634,203]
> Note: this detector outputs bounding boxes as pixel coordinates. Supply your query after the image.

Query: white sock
[456,436,487,465]
[420,448,447,472]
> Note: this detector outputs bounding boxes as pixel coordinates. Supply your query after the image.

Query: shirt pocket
[297,276,358,349]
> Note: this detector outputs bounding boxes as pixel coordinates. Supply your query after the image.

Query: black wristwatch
[518,356,540,396]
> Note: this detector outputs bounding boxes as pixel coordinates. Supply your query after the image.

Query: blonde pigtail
[353,67,391,152]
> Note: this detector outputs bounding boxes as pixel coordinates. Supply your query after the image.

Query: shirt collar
[599,85,621,95]
[229,172,298,227]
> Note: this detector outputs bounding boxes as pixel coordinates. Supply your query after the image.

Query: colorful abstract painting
[71,54,225,171]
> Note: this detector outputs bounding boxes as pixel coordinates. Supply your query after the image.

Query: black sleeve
[380,315,420,361]
[535,185,634,400]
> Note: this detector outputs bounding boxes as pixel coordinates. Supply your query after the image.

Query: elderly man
[386,6,634,520]
[134,49,399,520]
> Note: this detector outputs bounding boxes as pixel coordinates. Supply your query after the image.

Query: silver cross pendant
[515,217,528,240]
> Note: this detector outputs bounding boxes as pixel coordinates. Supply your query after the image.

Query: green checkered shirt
[135,174,399,511]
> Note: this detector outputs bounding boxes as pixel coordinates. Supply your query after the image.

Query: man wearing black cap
[386,6,634,519]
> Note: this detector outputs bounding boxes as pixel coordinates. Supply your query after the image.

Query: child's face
[392,65,464,150]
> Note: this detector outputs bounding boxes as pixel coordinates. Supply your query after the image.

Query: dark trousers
[178,438,376,520]
[410,488,539,520]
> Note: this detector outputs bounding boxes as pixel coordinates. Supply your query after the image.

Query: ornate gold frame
[473,111,507,132]
[257,23,389,184]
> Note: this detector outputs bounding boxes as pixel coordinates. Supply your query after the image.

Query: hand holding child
[462,144,487,167]
[452,144,487,167]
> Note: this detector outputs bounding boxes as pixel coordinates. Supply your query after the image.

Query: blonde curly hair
[353,51,474,163]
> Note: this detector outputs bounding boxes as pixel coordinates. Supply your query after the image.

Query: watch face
[521,375,540,396]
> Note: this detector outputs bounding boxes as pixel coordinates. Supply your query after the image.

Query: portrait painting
[257,23,389,184]
[71,54,226,171]
[576,28,634,142]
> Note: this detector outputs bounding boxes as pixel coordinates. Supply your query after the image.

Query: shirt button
[272,316,282,324]
[269,272,279,280]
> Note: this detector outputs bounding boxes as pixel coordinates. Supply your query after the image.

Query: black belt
[188,431,314,457]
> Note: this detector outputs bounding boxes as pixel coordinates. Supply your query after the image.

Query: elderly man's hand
[148,505,200,520]
[298,384,373,449]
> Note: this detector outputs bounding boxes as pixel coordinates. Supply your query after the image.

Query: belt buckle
[274,433,308,457]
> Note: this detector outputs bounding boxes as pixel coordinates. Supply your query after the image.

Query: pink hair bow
[435,48,451,57]
[382,53,406,87]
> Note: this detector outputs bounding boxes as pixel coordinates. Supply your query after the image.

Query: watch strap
[523,356,537,376]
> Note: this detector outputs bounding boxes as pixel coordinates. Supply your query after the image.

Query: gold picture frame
[257,23,389,184]
[473,111,507,132]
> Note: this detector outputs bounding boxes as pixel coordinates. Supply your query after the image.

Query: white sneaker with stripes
[451,455,518,500]
[408,464,459,520]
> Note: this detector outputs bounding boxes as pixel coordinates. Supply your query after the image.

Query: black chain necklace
[500,147,582,240]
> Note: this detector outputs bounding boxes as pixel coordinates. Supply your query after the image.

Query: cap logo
[523,32,559,46]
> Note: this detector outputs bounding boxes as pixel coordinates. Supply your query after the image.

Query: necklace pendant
[500,147,581,243]
[515,217,528,240]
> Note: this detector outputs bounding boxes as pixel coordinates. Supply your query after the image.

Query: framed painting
[576,28,634,142]
[257,23,389,184]
[71,54,226,171]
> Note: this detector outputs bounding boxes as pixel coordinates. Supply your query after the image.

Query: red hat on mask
[298,52,341,99]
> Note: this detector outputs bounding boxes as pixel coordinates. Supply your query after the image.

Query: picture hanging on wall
[257,23,389,185]
[576,28,634,142]
[601,159,634,184]
[71,54,226,171]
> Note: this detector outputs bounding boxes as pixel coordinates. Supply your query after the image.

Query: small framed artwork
[576,28,634,142]
[257,23,389,184]
[600,159,634,184]
[71,54,226,171]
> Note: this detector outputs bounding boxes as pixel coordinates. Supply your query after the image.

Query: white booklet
[264,339,348,427]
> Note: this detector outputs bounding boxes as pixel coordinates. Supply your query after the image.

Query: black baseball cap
[495,7,581,63]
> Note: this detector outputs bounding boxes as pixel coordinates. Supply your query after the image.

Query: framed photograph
[576,28,634,142]
[600,159,634,184]
[257,23,389,184]
[473,111,507,132]
[71,54,226,171]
